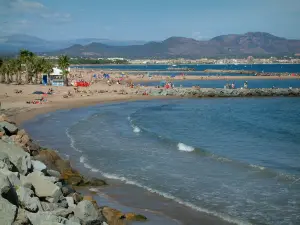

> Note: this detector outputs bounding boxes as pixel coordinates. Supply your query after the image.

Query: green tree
[11,58,22,84]
[58,55,70,85]
[19,49,35,83]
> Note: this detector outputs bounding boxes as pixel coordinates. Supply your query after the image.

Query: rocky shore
[0,114,146,225]
[203,69,256,74]
[146,87,300,98]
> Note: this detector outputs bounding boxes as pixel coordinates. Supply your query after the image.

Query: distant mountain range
[0,34,147,54]
[1,32,300,58]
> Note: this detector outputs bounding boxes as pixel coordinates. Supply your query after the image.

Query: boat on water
[167,67,195,71]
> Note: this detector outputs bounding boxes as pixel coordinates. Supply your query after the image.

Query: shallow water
[140,79,300,89]
[23,98,300,225]
[72,64,300,73]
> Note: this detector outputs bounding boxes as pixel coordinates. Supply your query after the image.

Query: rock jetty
[0,114,146,225]
[146,88,300,98]
[204,69,256,74]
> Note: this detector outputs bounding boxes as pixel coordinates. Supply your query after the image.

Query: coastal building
[42,67,65,86]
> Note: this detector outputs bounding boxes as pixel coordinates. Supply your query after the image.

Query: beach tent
[171,74,176,78]
[104,74,110,79]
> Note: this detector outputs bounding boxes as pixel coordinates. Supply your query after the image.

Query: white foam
[250,164,265,171]
[132,125,141,133]
[89,188,99,192]
[66,128,83,153]
[79,156,85,163]
[91,168,100,173]
[83,163,92,169]
[100,172,249,225]
[177,143,195,152]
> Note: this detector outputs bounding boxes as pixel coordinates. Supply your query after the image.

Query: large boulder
[65,196,76,209]
[32,160,47,172]
[0,114,12,123]
[0,152,14,170]
[50,208,73,218]
[74,200,103,225]
[0,173,18,225]
[0,140,32,175]
[0,121,18,135]
[25,171,63,200]
[26,211,80,225]
[41,202,60,211]
[16,186,42,212]
[47,169,61,178]
[12,208,30,225]
[69,192,83,204]
[0,168,21,186]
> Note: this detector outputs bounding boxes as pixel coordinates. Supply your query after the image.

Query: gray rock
[68,215,82,224]
[27,211,81,225]
[56,182,63,188]
[16,186,42,212]
[0,152,13,170]
[44,175,59,183]
[47,169,61,178]
[32,160,47,172]
[74,200,102,225]
[70,192,83,204]
[19,174,32,189]
[57,196,69,208]
[0,121,18,135]
[62,185,75,197]
[0,173,18,225]
[51,208,73,218]
[41,202,60,211]
[25,171,63,199]
[12,208,30,225]
[66,196,76,209]
[27,211,68,225]
[0,140,32,175]
[0,168,21,186]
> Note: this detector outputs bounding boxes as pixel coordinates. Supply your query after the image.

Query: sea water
[23,98,300,225]
[141,79,300,89]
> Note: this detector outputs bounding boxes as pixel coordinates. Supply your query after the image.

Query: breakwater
[204,69,256,74]
[146,88,300,97]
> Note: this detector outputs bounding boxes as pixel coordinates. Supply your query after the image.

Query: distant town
[43,55,300,65]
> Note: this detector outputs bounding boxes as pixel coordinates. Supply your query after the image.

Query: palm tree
[58,55,70,85]
[19,49,35,83]
[11,58,22,84]
[0,59,5,83]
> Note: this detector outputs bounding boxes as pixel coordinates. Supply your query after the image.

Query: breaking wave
[66,127,82,153]
[100,172,250,225]
[177,142,195,152]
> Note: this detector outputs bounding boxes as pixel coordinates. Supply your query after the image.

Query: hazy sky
[0,0,300,41]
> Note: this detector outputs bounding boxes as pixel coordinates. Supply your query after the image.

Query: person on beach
[244,81,248,89]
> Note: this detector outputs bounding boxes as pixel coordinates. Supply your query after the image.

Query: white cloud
[0,0,45,14]
[40,12,72,23]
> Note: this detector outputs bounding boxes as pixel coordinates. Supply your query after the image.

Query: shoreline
[18,97,237,225]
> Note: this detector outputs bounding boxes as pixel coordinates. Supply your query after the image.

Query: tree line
[0,50,70,84]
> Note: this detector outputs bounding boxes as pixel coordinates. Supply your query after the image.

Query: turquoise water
[24,98,300,225]
[140,79,300,88]
[71,64,300,73]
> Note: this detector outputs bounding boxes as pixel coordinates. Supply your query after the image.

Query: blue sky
[0,0,300,41]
